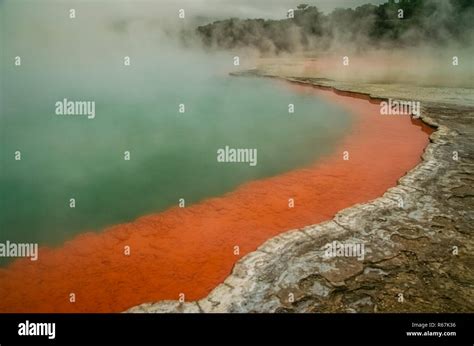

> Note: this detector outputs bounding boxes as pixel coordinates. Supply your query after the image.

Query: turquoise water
[0,1,352,249]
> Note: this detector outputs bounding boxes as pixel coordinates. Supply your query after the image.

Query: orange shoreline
[0,82,432,312]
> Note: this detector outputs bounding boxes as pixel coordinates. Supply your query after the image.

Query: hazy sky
[180,0,388,19]
[0,1,389,22]
[0,0,390,29]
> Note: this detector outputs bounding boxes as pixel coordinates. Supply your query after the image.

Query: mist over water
[0,1,352,251]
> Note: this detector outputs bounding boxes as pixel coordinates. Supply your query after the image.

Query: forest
[196,0,474,54]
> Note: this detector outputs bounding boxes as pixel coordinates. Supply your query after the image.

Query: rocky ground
[128,71,474,313]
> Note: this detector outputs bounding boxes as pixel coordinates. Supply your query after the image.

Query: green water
[0,1,352,250]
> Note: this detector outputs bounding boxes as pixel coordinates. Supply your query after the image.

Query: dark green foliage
[196,0,474,53]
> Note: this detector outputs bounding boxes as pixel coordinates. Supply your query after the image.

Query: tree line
[195,0,474,54]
